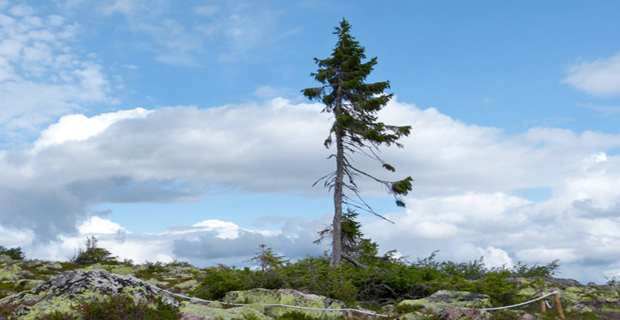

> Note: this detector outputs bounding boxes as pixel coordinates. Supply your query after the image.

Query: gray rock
[0,270,178,319]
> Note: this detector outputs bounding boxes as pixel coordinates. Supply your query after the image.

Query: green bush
[76,294,181,319]
[509,260,560,278]
[192,266,245,300]
[71,236,118,265]
[38,294,181,320]
[0,246,25,260]
[136,261,169,279]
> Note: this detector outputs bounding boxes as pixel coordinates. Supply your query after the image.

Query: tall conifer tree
[303,19,413,266]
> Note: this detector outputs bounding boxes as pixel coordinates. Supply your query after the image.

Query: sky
[1,0,620,284]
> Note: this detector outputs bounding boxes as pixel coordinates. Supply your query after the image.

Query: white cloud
[78,216,127,235]
[1,97,620,282]
[477,246,513,269]
[564,53,620,96]
[192,219,240,239]
[33,108,151,150]
[0,4,113,145]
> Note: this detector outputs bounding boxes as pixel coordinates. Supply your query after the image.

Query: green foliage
[39,311,78,320]
[606,276,620,288]
[35,294,182,320]
[509,260,560,278]
[190,248,562,309]
[248,244,287,272]
[314,210,380,265]
[167,260,192,267]
[71,236,118,265]
[0,246,25,260]
[277,311,346,320]
[438,257,487,280]
[192,266,245,300]
[136,261,169,278]
[74,294,181,320]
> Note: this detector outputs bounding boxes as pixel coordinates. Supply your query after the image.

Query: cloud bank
[2,97,620,283]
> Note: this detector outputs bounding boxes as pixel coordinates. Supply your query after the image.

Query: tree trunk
[331,101,344,267]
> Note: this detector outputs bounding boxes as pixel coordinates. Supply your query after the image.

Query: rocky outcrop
[396,290,491,319]
[0,270,352,320]
[0,270,178,319]
[510,276,620,318]
[222,288,347,319]
[3,255,620,320]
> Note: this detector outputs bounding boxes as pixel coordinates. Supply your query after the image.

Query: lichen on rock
[398,290,491,314]
[223,288,346,319]
[0,270,178,319]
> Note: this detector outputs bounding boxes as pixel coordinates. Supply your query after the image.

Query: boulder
[0,270,178,319]
[45,262,63,269]
[397,290,491,314]
[440,307,491,320]
[0,264,22,281]
[223,288,346,319]
[180,301,273,320]
[510,276,620,317]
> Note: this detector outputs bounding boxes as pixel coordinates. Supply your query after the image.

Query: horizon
[1,0,620,284]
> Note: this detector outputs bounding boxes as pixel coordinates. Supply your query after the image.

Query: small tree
[303,19,413,266]
[0,246,25,260]
[314,209,379,267]
[72,236,117,265]
[248,244,287,272]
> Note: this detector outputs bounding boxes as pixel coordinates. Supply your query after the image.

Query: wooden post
[553,292,565,320]
[540,291,547,313]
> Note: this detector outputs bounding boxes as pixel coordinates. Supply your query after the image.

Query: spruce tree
[302,19,413,266]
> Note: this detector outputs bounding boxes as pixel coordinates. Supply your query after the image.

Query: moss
[175,279,199,290]
[397,290,490,313]
[0,265,21,281]
[110,266,136,275]
[181,301,275,320]
[15,279,45,290]
[224,289,345,319]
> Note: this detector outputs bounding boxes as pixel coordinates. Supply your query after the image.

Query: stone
[397,290,491,313]
[45,262,63,269]
[179,301,274,320]
[223,288,346,319]
[175,279,199,290]
[0,264,21,281]
[0,270,178,319]
[511,276,620,316]
[440,307,490,320]
[15,279,45,290]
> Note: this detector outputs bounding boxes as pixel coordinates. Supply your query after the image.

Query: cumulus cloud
[1,97,620,282]
[33,108,151,150]
[564,53,620,96]
[77,216,127,235]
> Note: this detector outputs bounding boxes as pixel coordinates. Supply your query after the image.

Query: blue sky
[2,0,620,284]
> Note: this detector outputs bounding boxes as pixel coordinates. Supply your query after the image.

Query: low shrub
[0,246,25,260]
[37,294,182,320]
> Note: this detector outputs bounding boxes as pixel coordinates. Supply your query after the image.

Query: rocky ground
[0,255,619,319]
